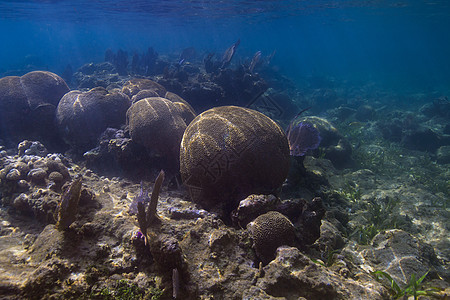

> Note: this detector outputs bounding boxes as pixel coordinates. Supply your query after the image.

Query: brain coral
[126,97,190,171]
[0,71,69,145]
[180,106,290,217]
[56,87,130,152]
[247,211,296,265]
[122,78,166,99]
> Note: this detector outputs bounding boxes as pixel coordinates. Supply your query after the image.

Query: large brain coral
[0,71,69,146]
[126,97,191,171]
[247,211,296,265]
[180,106,290,217]
[56,87,130,152]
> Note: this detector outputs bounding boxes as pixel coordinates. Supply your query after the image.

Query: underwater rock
[437,145,450,164]
[180,106,290,218]
[126,97,189,171]
[314,220,346,253]
[361,229,442,287]
[22,257,71,299]
[83,128,158,179]
[122,78,166,99]
[401,127,442,152]
[247,211,296,265]
[296,197,326,246]
[297,116,353,169]
[56,87,130,152]
[0,71,69,148]
[252,246,387,299]
[148,235,185,275]
[419,96,450,119]
[355,104,376,122]
[231,194,279,228]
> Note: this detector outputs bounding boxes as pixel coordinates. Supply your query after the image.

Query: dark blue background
[1,0,449,94]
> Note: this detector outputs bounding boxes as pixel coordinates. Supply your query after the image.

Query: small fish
[128,181,151,215]
[221,39,240,69]
[249,51,262,73]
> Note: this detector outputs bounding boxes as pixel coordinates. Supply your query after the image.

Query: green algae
[85,279,164,300]
[372,270,442,300]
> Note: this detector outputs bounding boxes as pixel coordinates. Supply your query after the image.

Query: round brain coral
[0,71,69,145]
[126,97,190,171]
[56,87,130,152]
[247,211,296,265]
[180,106,290,217]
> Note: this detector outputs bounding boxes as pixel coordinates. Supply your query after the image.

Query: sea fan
[286,121,321,156]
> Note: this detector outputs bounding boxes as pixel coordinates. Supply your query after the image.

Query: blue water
[1,0,449,94]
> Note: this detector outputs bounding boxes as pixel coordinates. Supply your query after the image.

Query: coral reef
[247,211,296,265]
[73,62,121,89]
[56,87,130,152]
[0,48,449,300]
[126,97,190,172]
[0,71,69,149]
[180,106,290,218]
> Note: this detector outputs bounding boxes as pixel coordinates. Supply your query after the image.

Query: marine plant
[336,181,361,204]
[371,270,441,299]
[350,196,402,245]
[87,279,164,300]
[312,247,341,267]
[137,170,165,246]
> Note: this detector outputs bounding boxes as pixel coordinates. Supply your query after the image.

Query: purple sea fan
[286,121,321,156]
[128,181,150,215]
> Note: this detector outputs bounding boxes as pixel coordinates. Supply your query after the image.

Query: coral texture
[180,106,290,217]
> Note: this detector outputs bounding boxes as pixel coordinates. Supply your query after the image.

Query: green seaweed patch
[86,279,164,300]
[371,270,442,299]
[350,196,411,245]
[336,181,361,204]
